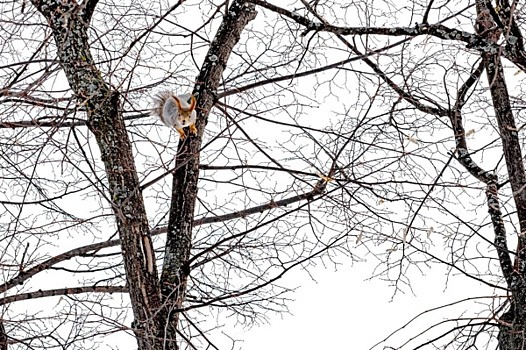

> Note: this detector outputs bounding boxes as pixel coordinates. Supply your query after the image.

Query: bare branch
[247,0,526,72]
[1,183,326,295]
[0,285,128,305]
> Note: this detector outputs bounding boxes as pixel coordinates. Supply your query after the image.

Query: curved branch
[450,60,497,184]
[444,19,514,291]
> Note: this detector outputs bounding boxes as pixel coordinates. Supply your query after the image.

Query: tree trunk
[30,0,257,348]
[29,1,162,349]
[475,1,526,349]
[157,1,257,348]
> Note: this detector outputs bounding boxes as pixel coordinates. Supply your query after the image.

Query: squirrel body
[152,92,197,139]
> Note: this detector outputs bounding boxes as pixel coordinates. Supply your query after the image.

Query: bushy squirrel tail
[151,91,172,120]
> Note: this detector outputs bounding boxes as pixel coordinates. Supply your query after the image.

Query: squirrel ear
[172,95,183,111]
[189,95,196,111]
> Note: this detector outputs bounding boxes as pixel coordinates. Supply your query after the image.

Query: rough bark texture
[449,60,515,288]
[475,1,526,349]
[30,0,257,348]
[156,1,257,348]
[0,321,6,350]
[30,1,162,349]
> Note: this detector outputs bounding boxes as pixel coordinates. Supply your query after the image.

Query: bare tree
[1,0,339,348]
[4,0,526,349]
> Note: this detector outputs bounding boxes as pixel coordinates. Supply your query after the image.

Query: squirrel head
[174,94,197,126]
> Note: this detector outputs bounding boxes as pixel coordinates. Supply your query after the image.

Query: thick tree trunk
[475,1,526,349]
[157,1,257,348]
[30,1,162,349]
[31,0,257,348]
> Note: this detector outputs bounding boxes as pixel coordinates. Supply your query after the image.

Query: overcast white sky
[223,259,489,350]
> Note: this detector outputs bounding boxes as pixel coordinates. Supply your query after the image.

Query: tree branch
[79,0,99,23]
[486,180,514,287]
[449,60,497,184]
[0,285,128,305]
[291,0,449,116]
[217,36,410,99]
[443,38,514,292]
[247,0,526,72]
[0,180,326,296]
[0,321,6,350]
[476,0,526,277]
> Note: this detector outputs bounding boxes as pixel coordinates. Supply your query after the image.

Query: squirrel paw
[189,124,197,135]
[176,128,186,140]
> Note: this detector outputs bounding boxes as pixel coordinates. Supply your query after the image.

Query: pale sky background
[237,261,487,350]
[2,1,511,349]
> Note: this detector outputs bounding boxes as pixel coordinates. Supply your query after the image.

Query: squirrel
[151,92,198,139]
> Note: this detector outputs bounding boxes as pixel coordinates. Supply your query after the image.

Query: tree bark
[475,1,526,349]
[29,1,162,349]
[0,320,7,350]
[30,1,257,347]
[157,1,257,348]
